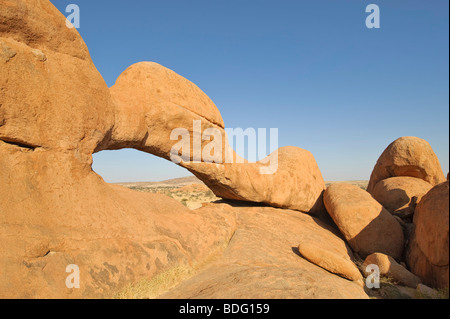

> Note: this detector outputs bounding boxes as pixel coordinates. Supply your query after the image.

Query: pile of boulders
[300,136,448,294]
[366,137,448,290]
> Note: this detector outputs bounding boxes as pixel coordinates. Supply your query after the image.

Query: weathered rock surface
[185,146,326,216]
[103,62,326,216]
[0,0,90,60]
[370,177,432,219]
[406,231,449,290]
[159,204,368,299]
[6,0,447,300]
[363,253,421,288]
[324,183,404,260]
[0,2,112,154]
[298,242,363,282]
[0,141,237,299]
[406,181,449,288]
[0,0,235,298]
[413,181,449,266]
[367,137,446,194]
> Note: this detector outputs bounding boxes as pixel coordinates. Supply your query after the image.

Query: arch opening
[92,148,218,209]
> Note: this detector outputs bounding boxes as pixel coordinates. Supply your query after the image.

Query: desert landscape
[0,0,448,303]
[117,177,219,210]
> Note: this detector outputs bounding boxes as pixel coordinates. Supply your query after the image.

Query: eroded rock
[367,137,445,194]
[370,176,432,219]
[406,181,449,289]
[103,62,326,216]
[0,0,235,298]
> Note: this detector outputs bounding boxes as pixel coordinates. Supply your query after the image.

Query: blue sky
[53,0,449,182]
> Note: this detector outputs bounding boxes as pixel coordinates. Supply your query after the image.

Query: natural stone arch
[98,62,327,216]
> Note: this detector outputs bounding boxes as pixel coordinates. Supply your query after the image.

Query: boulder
[298,242,362,282]
[406,181,449,288]
[370,177,432,219]
[367,137,446,194]
[103,62,326,216]
[363,253,421,288]
[324,183,404,260]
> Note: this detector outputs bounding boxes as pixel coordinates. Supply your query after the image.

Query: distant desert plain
[117,177,370,210]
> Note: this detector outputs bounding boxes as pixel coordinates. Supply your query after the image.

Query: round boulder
[370,176,433,219]
[298,241,363,282]
[367,137,446,193]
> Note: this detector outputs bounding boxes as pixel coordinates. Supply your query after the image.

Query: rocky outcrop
[0,146,236,298]
[159,204,368,299]
[370,177,432,219]
[367,137,446,194]
[413,181,449,267]
[101,62,326,216]
[2,0,446,300]
[324,183,404,260]
[406,181,449,288]
[0,0,235,298]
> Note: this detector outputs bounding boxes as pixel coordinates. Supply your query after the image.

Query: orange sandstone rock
[370,176,432,218]
[406,181,449,289]
[0,0,235,298]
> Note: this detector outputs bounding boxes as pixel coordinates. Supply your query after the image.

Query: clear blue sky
[53,0,449,183]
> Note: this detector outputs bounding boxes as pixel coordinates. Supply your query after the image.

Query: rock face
[0,0,236,298]
[102,62,326,216]
[363,253,421,288]
[370,177,432,219]
[406,181,449,288]
[159,204,368,299]
[367,137,446,194]
[0,5,112,155]
[324,183,404,260]
[414,181,449,266]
